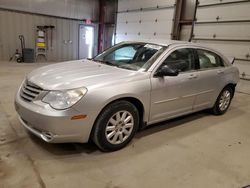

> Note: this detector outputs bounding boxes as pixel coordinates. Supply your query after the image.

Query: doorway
[78,25,95,59]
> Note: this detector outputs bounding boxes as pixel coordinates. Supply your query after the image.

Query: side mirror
[154,65,179,77]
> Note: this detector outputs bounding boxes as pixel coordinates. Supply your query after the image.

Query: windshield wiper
[104,61,117,66]
[92,59,117,67]
[117,64,135,70]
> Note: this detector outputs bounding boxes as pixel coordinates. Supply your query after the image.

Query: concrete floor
[1,61,250,188]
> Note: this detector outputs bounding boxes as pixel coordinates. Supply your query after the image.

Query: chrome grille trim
[21,87,37,97]
[25,85,41,93]
[20,80,43,102]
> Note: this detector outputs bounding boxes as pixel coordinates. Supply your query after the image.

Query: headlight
[42,88,87,110]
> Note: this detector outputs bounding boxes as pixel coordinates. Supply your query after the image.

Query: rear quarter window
[197,49,224,69]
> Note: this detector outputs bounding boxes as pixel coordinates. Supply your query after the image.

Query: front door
[79,25,94,59]
[150,48,199,123]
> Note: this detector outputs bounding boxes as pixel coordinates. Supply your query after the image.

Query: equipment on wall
[9,49,22,62]
[36,26,47,61]
[35,25,55,62]
[12,35,35,63]
[16,35,25,62]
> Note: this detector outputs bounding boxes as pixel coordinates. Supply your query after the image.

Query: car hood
[27,60,145,90]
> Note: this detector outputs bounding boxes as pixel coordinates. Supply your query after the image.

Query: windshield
[92,42,166,71]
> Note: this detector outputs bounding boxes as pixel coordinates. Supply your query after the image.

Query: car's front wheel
[91,100,139,151]
[211,86,233,115]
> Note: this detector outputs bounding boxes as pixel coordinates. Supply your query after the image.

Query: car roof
[122,39,187,47]
[121,40,231,66]
[122,39,216,48]
[122,39,221,53]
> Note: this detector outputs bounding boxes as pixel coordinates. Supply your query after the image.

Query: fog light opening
[41,131,54,142]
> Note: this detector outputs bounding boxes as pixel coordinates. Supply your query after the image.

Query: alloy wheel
[219,90,231,111]
[105,110,134,145]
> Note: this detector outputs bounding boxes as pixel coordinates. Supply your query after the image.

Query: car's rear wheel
[211,86,233,115]
[92,100,139,151]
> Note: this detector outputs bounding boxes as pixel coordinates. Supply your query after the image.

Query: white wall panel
[116,0,176,43]
[193,1,250,80]
[117,21,173,34]
[192,41,250,61]
[118,0,175,11]
[117,9,174,22]
[116,33,171,44]
[196,3,250,22]
[198,0,245,6]
[194,23,250,39]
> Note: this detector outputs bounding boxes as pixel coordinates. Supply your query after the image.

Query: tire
[211,86,233,115]
[91,100,139,151]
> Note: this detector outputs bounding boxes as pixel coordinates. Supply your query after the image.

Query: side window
[197,49,224,69]
[161,48,195,72]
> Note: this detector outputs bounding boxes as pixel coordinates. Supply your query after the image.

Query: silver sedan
[15,41,239,151]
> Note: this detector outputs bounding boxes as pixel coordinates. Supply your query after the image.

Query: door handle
[188,74,198,79]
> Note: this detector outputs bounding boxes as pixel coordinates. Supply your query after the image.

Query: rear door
[192,48,226,110]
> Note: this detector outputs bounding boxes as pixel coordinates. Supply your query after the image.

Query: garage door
[115,0,176,44]
[191,0,250,80]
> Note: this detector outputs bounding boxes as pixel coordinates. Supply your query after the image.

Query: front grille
[20,80,43,102]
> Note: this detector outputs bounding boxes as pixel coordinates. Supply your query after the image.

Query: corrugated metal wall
[0,0,99,20]
[0,11,79,61]
[191,0,250,80]
[115,0,176,43]
[0,10,83,61]
[0,0,99,62]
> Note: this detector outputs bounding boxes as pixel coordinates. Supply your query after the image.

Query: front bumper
[15,92,95,143]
